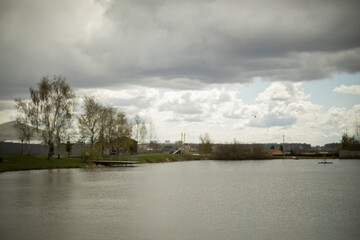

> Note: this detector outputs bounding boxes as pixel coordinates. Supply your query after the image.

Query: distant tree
[149,141,161,153]
[279,145,284,152]
[270,145,275,150]
[28,75,76,159]
[355,122,360,142]
[102,106,117,154]
[78,96,103,156]
[341,133,360,151]
[213,143,269,160]
[13,99,37,155]
[147,119,156,144]
[113,111,132,155]
[132,114,142,142]
[139,122,147,144]
[198,133,212,154]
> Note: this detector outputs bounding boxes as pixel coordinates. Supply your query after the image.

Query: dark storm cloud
[1,0,360,101]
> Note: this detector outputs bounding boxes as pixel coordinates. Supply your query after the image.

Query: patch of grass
[0,154,91,173]
[0,153,210,173]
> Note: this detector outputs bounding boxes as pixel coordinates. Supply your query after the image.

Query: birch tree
[13,99,37,155]
[30,75,76,159]
[140,122,147,144]
[113,112,132,154]
[132,114,141,142]
[78,96,103,155]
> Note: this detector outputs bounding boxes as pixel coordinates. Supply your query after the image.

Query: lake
[0,159,359,240]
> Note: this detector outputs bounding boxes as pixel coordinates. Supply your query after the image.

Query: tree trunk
[48,140,54,160]
[27,141,31,155]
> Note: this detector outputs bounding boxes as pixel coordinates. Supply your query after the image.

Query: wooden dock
[93,160,140,167]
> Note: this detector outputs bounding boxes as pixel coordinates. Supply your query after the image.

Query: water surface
[0,160,359,240]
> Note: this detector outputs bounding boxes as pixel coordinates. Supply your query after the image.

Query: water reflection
[1,160,360,240]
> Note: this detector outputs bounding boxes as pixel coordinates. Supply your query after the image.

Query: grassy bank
[0,153,210,172]
[137,153,210,163]
[96,153,210,163]
[0,154,92,173]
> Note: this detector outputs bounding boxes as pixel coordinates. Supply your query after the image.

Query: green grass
[0,153,210,172]
[0,154,91,173]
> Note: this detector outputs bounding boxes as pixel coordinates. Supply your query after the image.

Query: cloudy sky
[1,0,359,145]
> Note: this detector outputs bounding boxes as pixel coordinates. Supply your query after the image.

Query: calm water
[0,160,360,240]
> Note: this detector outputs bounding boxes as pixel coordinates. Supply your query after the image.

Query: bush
[212,143,270,160]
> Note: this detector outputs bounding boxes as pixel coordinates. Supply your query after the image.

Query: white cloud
[256,82,309,103]
[333,85,360,95]
[2,80,359,145]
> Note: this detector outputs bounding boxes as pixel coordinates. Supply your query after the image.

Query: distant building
[0,121,43,143]
[270,149,283,156]
[107,136,138,155]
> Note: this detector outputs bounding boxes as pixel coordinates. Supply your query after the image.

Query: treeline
[212,143,271,160]
[340,131,360,151]
[197,133,270,160]
[14,75,148,158]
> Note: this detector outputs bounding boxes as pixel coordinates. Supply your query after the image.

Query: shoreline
[0,153,210,173]
[0,154,348,173]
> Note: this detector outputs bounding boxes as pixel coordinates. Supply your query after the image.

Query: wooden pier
[93,160,140,167]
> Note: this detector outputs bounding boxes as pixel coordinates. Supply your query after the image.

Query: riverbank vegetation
[340,132,360,151]
[0,153,210,172]
[211,143,271,160]
[137,153,210,163]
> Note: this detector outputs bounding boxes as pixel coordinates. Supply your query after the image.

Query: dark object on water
[318,161,333,164]
[318,157,333,164]
[0,157,2,163]
[93,160,139,167]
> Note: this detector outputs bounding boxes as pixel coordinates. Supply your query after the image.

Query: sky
[0,0,359,146]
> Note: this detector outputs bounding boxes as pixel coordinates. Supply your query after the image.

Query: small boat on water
[318,161,333,164]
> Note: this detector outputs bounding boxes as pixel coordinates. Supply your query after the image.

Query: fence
[339,150,360,159]
[0,142,84,156]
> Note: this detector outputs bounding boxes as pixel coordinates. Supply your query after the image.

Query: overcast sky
[1,0,359,145]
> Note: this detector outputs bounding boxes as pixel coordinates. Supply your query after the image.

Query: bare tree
[355,121,360,142]
[30,75,76,159]
[104,107,117,152]
[140,122,147,144]
[132,114,141,142]
[147,119,156,143]
[96,106,121,155]
[78,96,103,155]
[198,133,212,154]
[13,99,37,155]
[113,112,132,155]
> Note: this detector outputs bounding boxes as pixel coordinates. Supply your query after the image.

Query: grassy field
[0,154,92,173]
[0,153,210,173]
